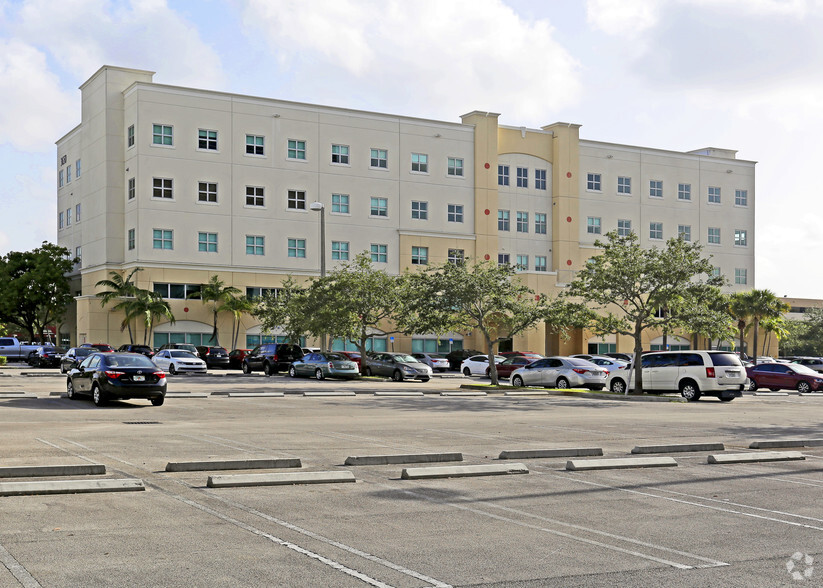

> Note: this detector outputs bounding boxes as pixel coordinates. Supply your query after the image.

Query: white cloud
[586,0,661,38]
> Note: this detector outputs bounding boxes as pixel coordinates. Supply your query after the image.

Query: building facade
[57,66,757,355]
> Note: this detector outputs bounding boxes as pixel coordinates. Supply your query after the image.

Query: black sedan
[66,353,167,406]
[60,347,96,374]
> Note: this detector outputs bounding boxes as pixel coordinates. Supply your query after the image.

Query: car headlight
[402,365,416,373]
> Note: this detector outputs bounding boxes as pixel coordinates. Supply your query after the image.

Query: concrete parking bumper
[401,463,529,479]
[566,457,678,471]
[707,451,805,464]
[207,471,355,487]
[749,439,823,449]
[0,479,145,496]
[499,448,603,459]
[631,443,725,454]
[0,464,106,478]
[345,453,463,466]
[165,458,301,472]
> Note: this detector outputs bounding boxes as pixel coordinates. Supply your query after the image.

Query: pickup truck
[0,337,54,361]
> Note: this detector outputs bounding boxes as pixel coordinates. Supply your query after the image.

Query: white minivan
[606,350,746,401]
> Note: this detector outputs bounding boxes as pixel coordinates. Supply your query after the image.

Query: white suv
[606,351,746,402]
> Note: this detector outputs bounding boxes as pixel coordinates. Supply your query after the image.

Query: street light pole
[310,201,326,351]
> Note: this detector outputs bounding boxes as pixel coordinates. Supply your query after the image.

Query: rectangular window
[587,217,601,234]
[75,203,81,222]
[153,177,173,199]
[678,225,691,241]
[331,193,349,214]
[59,170,63,187]
[246,235,264,255]
[287,139,306,160]
[411,201,428,220]
[75,246,81,263]
[708,227,721,244]
[245,287,280,300]
[678,183,691,200]
[617,219,632,236]
[153,229,173,250]
[587,173,601,191]
[498,209,510,231]
[448,248,464,265]
[198,182,217,203]
[498,253,510,265]
[649,180,663,198]
[535,169,547,190]
[447,157,463,176]
[246,186,264,207]
[153,283,201,299]
[152,124,173,146]
[370,243,387,263]
[618,176,632,194]
[198,129,217,150]
[516,211,529,233]
[59,211,64,229]
[246,134,264,155]
[75,159,81,178]
[649,222,663,240]
[734,229,748,247]
[735,189,748,206]
[128,177,135,200]
[708,186,721,204]
[498,165,509,186]
[535,256,547,272]
[331,144,349,165]
[66,165,71,183]
[128,228,135,250]
[332,241,349,261]
[370,148,388,169]
[411,246,428,265]
[516,254,529,270]
[447,204,463,223]
[370,197,388,217]
[288,189,306,210]
[411,153,428,173]
[127,125,135,148]
[534,213,547,234]
[516,167,528,188]
[288,238,306,258]
[735,268,748,285]
[711,267,722,278]
[198,232,218,252]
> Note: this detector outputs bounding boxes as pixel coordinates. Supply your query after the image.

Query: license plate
[133,375,145,381]
[726,370,739,376]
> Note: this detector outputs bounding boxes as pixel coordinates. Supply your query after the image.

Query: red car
[500,351,543,360]
[228,349,251,370]
[487,356,537,379]
[746,362,823,393]
[80,343,114,352]
[338,351,362,370]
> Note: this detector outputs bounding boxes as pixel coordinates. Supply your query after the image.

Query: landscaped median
[459,384,687,402]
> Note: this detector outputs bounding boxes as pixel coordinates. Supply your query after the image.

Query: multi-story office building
[57,66,756,355]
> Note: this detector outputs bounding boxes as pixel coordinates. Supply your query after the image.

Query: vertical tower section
[544,122,581,284]
[461,111,500,263]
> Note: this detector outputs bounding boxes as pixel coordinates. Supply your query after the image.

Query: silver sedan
[510,356,608,390]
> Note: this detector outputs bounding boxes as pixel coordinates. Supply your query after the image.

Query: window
[516,254,529,270]
[448,249,464,265]
[331,193,349,214]
[58,211,64,229]
[649,222,663,240]
[411,153,428,173]
[370,197,388,217]
[246,134,264,155]
[735,268,748,285]
[708,227,721,244]
[246,287,280,300]
[535,169,547,190]
[66,208,71,226]
[153,229,173,250]
[678,225,691,241]
[516,211,529,233]
[66,165,71,183]
[127,125,135,148]
[447,157,463,176]
[447,204,463,223]
[59,170,63,187]
[198,129,217,150]
[535,256,547,272]
[331,144,349,165]
[154,283,201,299]
[75,159,81,178]
[678,183,691,200]
[127,177,135,200]
[711,267,722,278]
[288,238,306,258]
[498,253,510,265]
[649,180,663,198]
[617,219,632,236]
[128,228,135,250]
[370,148,388,169]
[246,235,264,255]
[535,213,547,234]
[198,182,217,203]
[735,189,748,206]
[411,246,428,265]
[587,217,601,234]
[516,167,528,188]
[587,173,601,191]
[734,229,748,247]
[411,201,428,220]
[153,177,173,199]
[498,165,510,186]
[498,209,510,231]
[370,243,387,263]
[617,176,631,194]
[332,241,349,261]
[75,203,81,222]
[75,246,81,263]
[198,232,218,252]
[246,186,264,207]
[708,186,721,204]
[288,190,306,210]
[287,139,306,160]
[152,124,173,146]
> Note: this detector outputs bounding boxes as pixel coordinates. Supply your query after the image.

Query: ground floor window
[411,338,461,354]
[587,342,616,354]
[154,332,211,349]
[331,337,387,352]
[245,334,305,348]
[650,344,690,351]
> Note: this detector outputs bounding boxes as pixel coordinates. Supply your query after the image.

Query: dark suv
[116,344,155,357]
[242,344,304,375]
[196,346,230,369]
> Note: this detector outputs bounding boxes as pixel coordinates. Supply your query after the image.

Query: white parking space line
[0,542,42,588]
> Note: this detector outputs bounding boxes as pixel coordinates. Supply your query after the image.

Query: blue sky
[1,0,821,297]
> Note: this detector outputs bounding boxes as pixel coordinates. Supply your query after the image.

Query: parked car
[487,355,536,379]
[288,352,361,380]
[301,347,321,355]
[60,347,96,373]
[0,337,53,361]
[411,352,449,372]
[746,362,823,393]
[461,354,505,377]
[499,351,543,360]
[791,357,823,374]
[604,352,633,362]
[66,352,166,406]
[605,350,746,401]
[228,349,251,370]
[30,346,66,368]
[445,349,483,370]
[116,344,155,357]
[195,346,231,369]
[571,354,628,374]
[157,343,201,357]
[152,350,207,375]
[79,343,115,353]
[242,343,304,375]
[510,356,608,390]
[363,352,433,382]
[338,351,362,370]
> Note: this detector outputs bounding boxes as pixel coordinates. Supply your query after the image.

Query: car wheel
[169,364,177,375]
[60,365,66,374]
[263,362,274,376]
[797,381,811,394]
[315,369,325,381]
[610,378,626,394]
[556,377,570,389]
[462,367,472,377]
[769,388,780,392]
[66,379,76,400]
[719,394,735,402]
[680,380,701,401]
[151,396,165,406]
[747,379,758,392]
[485,367,491,377]
[364,367,372,377]
[512,375,524,388]
[288,366,297,378]
[92,385,106,407]
[392,370,403,382]
[242,362,251,374]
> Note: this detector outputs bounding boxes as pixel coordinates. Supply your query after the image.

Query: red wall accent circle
[566,216,572,222]
[484,163,490,169]
[484,254,490,261]
[566,172,572,178]
[484,209,490,215]
[566,260,572,266]
[183,307,189,313]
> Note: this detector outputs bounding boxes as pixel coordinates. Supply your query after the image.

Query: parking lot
[1,368,822,587]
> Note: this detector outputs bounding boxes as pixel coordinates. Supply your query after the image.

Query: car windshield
[75,348,94,357]
[169,351,198,359]
[393,354,418,363]
[325,353,346,360]
[105,355,156,368]
[793,364,820,377]
[709,352,743,367]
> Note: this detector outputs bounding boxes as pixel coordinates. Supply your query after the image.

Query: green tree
[760,315,790,356]
[565,231,724,394]
[95,268,143,343]
[131,291,175,345]
[223,295,255,350]
[252,277,313,345]
[188,275,241,346]
[729,290,790,364]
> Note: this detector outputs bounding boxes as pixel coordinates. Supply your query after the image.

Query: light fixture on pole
[310,201,326,352]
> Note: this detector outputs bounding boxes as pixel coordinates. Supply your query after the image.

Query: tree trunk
[752,318,759,364]
[633,324,644,394]
[211,309,219,345]
[738,322,746,362]
[487,338,498,386]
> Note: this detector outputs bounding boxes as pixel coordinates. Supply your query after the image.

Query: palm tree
[95,268,142,343]
[222,295,255,350]
[729,289,790,364]
[188,275,241,346]
[728,291,753,361]
[761,316,790,356]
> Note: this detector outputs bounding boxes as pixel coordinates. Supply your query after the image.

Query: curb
[207,471,355,487]
[373,391,424,397]
[226,393,284,398]
[632,443,725,454]
[302,391,356,397]
[345,453,463,466]
[401,463,528,480]
[165,458,301,472]
[441,391,487,396]
[566,457,678,471]
[708,451,805,464]
[0,464,106,478]
[749,439,823,449]
[499,447,603,460]
[0,479,145,496]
